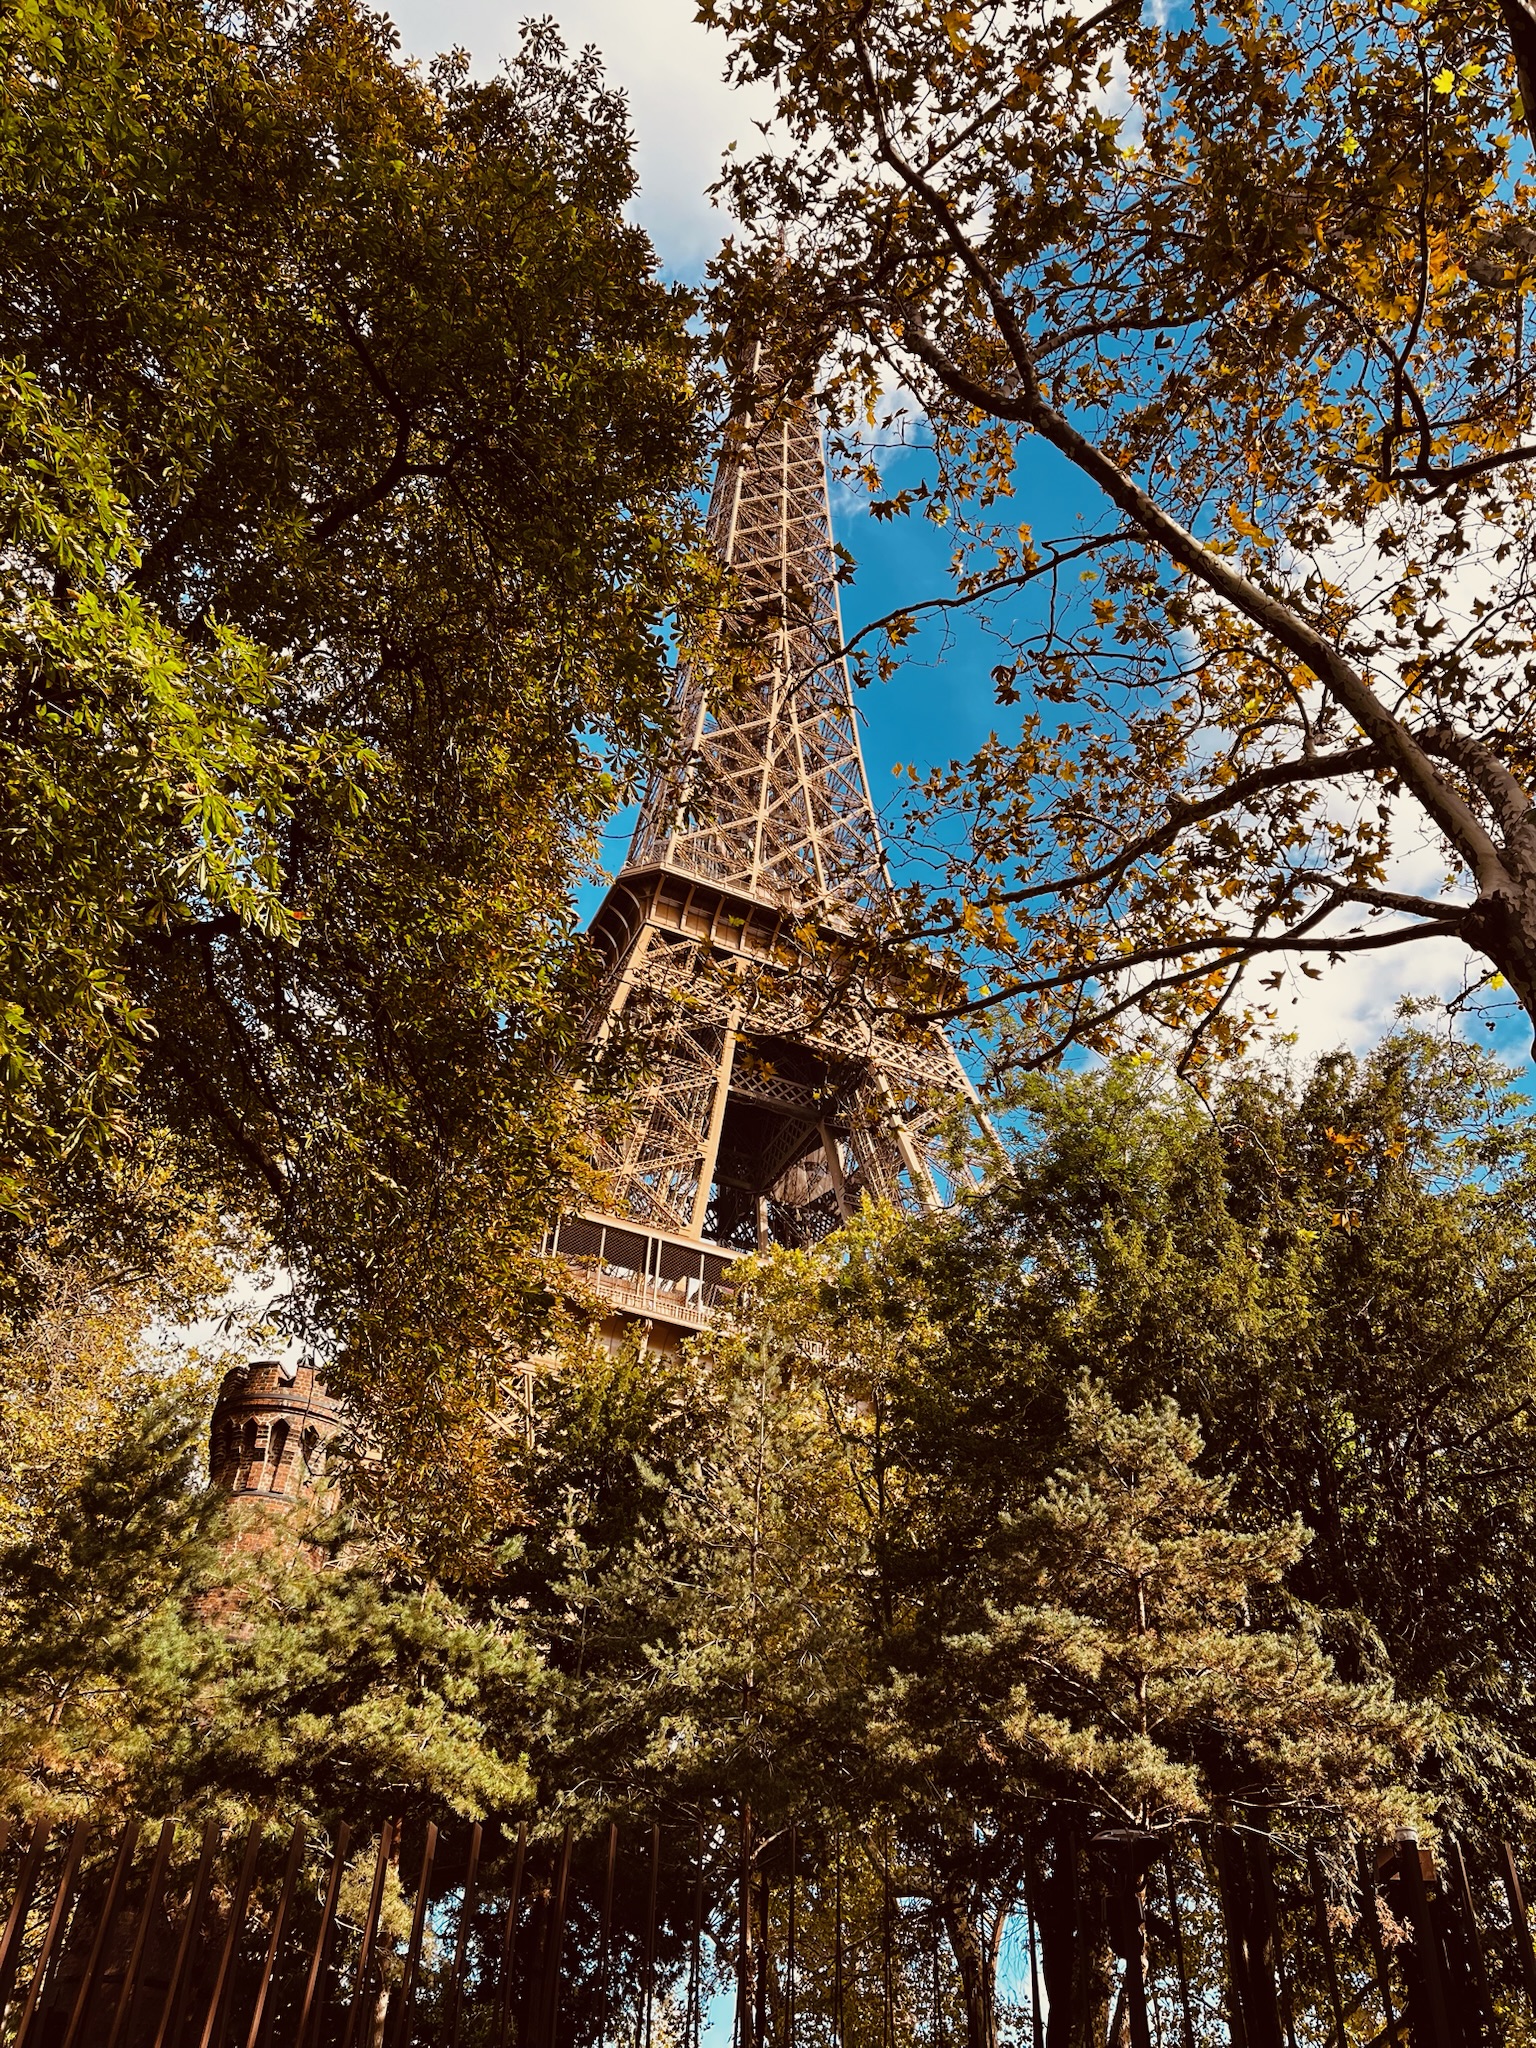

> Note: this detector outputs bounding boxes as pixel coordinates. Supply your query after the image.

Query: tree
[701,0,1536,1068]
[954,1381,1419,2048]
[0,367,336,1220]
[520,1211,1425,2048]
[0,0,711,1483]
[942,1032,1536,1825]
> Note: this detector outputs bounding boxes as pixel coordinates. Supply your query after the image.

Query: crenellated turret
[208,1358,346,1502]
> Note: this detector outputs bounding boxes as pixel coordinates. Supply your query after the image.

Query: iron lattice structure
[554,356,980,1337]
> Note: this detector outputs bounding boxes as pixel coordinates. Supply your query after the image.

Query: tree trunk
[1210,1828,1284,2048]
[938,1882,998,2048]
[1033,1818,1114,2048]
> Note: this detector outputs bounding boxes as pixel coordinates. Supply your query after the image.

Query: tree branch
[920,905,1466,1025]
[907,743,1383,930]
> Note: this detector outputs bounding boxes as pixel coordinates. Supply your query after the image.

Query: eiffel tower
[211,362,980,1495]
[550,351,980,1345]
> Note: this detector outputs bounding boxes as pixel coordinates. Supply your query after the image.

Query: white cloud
[383,0,774,274]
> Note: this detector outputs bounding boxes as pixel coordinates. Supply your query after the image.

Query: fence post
[246,1821,307,2048]
[1394,1831,1453,2048]
[62,1817,140,2048]
[386,1822,435,2048]
[1358,1846,1400,2048]
[446,1820,483,2048]
[13,1817,91,2048]
[294,1820,351,2048]
[108,1817,177,2048]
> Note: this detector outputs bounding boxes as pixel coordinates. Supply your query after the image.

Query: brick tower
[548,352,980,1344]
[208,1357,346,1502]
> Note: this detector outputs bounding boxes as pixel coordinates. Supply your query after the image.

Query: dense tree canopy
[700,0,1536,1070]
[6,1033,1534,2043]
[487,1032,1536,2046]
[0,0,712,1489]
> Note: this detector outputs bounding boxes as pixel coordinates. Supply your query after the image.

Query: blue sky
[385,0,1530,1073]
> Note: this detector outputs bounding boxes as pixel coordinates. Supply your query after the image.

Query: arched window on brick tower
[264,1418,291,1496]
[209,1360,346,1505]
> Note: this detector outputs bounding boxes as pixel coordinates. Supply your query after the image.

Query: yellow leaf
[1227,503,1274,549]
[1433,68,1455,93]
[941,9,972,50]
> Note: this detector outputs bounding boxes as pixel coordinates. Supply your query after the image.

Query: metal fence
[3,1807,1536,2048]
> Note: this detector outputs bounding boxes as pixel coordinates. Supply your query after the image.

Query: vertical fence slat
[646,1823,662,2048]
[1500,1840,1536,2016]
[758,1859,771,2048]
[62,1817,140,2048]
[198,1817,263,2048]
[879,1838,892,2048]
[689,1822,705,2048]
[446,1820,483,2048]
[0,1819,53,2025]
[155,1817,221,2048]
[494,1820,528,2048]
[108,1817,177,2048]
[545,1824,576,2048]
[13,1817,91,2048]
[246,1821,307,2048]
[1396,1831,1454,2048]
[1263,1842,1297,2048]
[1163,1851,1196,2048]
[1306,1845,1348,2048]
[735,1813,749,2048]
[295,1819,352,2048]
[1025,1891,1042,2048]
[341,1818,396,2048]
[834,1829,845,2048]
[1448,1836,1500,2046]
[384,1819,434,2048]
[787,1822,798,2048]
[1359,1846,1401,2048]
[602,1822,619,2048]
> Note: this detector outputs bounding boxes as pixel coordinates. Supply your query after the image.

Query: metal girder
[575,347,983,1305]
